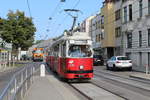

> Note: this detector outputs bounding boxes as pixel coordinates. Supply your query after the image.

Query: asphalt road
[93,65,150,100]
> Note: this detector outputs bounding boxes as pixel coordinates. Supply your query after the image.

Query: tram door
[60,42,66,76]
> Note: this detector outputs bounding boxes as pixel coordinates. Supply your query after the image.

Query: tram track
[94,69,150,84]
[68,83,93,100]
[93,71,150,100]
[68,81,125,100]
[94,70,150,92]
[91,82,128,100]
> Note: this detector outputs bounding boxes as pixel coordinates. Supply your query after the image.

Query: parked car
[106,56,132,71]
[93,55,104,66]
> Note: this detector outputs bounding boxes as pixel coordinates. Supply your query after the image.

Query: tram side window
[61,43,66,57]
[54,45,59,57]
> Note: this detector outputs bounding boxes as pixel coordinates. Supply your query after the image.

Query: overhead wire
[54,0,150,37]
[53,0,81,35]
[46,1,62,39]
[49,1,61,20]
[26,0,32,18]
[73,0,81,8]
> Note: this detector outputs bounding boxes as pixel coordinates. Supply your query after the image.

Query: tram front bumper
[65,70,93,79]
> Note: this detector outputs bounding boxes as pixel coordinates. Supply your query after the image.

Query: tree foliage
[0,10,36,50]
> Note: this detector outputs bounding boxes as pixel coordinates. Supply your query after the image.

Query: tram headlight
[79,65,84,70]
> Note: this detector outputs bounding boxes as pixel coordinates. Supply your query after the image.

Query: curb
[129,74,150,82]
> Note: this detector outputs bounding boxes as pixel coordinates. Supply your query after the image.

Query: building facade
[80,16,95,37]
[80,0,150,72]
[114,0,123,56]
[91,14,102,55]
[122,0,150,71]
[101,0,116,59]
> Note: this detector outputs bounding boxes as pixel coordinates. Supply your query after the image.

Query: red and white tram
[46,32,93,81]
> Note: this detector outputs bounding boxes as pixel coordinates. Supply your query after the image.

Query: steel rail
[68,83,93,100]
[94,70,150,85]
[68,81,125,100]
[94,72,150,97]
[91,82,128,100]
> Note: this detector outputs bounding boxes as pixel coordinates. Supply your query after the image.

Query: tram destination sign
[69,40,88,44]
[75,40,87,44]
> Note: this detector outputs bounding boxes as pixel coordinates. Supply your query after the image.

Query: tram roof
[58,32,91,42]
[48,32,91,47]
[66,32,91,40]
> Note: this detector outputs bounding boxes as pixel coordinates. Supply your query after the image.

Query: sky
[0,0,104,40]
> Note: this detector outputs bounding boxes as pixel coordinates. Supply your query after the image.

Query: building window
[148,52,150,66]
[139,0,143,18]
[124,6,127,23]
[96,35,98,42]
[115,9,121,21]
[101,15,104,24]
[129,4,132,21]
[127,33,132,48]
[101,29,104,39]
[99,34,101,42]
[96,22,98,29]
[96,34,101,42]
[139,52,142,66]
[115,27,121,37]
[98,20,101,28]
[126,52,131,59]
[148,0,150,14]
[148,29,150,46]
[139,31,142,47]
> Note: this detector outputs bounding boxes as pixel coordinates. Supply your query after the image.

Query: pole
[40,64,45,77]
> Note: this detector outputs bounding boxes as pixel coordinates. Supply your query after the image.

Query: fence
[0,50,15,70]
[0,63,41,100]
[0,51,7,68]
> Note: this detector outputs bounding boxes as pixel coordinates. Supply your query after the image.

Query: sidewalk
[23,74,81,100]
[130,73,150,81]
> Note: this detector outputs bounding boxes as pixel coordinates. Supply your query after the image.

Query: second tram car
[46,32,93,81]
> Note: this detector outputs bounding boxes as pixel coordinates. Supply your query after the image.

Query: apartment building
[101,0,116,59]
[122,0,150,71]
[80,16,95,36]
[91,14,102,55]
[81,0,150,72]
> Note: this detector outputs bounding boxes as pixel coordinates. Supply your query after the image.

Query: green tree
[0,10,36,51]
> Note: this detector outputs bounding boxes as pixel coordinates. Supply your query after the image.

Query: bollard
[40,64,45,77]
[145,64,149,74]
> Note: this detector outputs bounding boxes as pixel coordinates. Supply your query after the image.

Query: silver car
[106,56,132,71]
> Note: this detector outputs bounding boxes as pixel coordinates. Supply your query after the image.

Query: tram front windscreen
[68,45,92,58]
